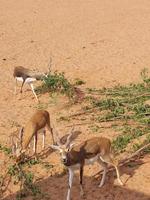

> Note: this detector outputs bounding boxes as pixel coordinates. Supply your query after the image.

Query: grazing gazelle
[13,66,48,101]
[13,66,46,101]
[13,110,54,161]
[51,129,123,200]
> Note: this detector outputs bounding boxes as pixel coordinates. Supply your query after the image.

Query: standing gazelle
[13,110,54,161]
[51,129,123,200]
[13,66,48,101]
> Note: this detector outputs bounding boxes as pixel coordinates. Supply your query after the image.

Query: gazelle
[13,63,51,101]
[13,110,54,161]
[51,129,123,200]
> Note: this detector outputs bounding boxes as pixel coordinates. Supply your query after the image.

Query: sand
[0,0,150,199]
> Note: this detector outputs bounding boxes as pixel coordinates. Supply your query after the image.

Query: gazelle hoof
[80,192,86,199]
[98,182,104,188]
[119,181,124,186]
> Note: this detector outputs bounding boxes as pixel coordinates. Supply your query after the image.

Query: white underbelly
[16,77,37,83]
[70,163,80,170]
[85,155,99,165]
[69,155,99,170]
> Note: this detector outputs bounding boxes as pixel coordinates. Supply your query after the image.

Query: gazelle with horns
[12,110,54,161]
[13,58,52,101]
[51,128,123,200]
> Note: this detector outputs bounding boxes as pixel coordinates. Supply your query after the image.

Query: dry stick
[68,109,129,121]
[98,115,127,123]
[93,143,150,177]
[16,164,25,193]
[65,122,92,127]
[65,122,116,129]
[68,109,94,118]
[86,90,150,97]
[133,93,150,99]
[0,169,12,196]
[67,106,106,119]
[0,156,32,196]
[137,112,150,116]
[65,116,143,128]
[47,56,52,74]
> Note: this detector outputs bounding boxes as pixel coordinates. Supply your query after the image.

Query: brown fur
[13,66,46,98]
[22,110,52,149]
[13,66,45,81]
[51,134,123,200]
[64,137,111,166]
[15,110,54,161]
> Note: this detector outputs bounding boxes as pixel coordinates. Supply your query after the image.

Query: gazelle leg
[46,125,55,144]
[29,83,39,102]
[97,157,108,187]
[33,135,36,153]
[101,155,123,186]
[42,130,46,150]
[14,78,17,94]
[15,141,18,149]
[20,80,25,93]
[67,168,74,200]
[79,165,84,196]
[28,143,31,153]
[33,133,38,155]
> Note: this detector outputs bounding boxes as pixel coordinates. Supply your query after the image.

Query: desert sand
[0,0,150,199]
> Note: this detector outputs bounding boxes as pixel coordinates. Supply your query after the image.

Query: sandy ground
[0,0,150,199]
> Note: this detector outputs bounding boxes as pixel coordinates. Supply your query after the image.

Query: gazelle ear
[50,145,61,151]
[51,124,62,146]
[12,144,16,155]
[10,134,17,155]
[19,127,24,141]
[65,127,75,147]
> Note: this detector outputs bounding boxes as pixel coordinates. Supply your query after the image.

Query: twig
[68,110,92,118]
[87,90,150,98]
[98,115,127,122]
[120,143,150,164]
[47,56,52,74]
[65,122,92,127]
[0,170,12,196]
[68,107,100,118]
[93,143,150,177]
[136,112,150,116]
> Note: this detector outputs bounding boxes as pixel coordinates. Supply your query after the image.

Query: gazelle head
[50,127,75,165]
